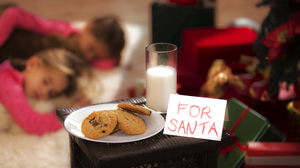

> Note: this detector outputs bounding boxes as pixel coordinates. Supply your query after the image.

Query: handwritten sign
[163,94,227,141]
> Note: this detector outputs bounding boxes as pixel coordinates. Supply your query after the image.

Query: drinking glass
[145,43,177,113]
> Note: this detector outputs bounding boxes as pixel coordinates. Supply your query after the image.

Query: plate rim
[64,103,165,143]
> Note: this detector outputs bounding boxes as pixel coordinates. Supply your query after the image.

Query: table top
[56,96,232,168]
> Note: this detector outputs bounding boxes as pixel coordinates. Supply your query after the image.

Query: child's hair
[9,48,85,96]
[90,15,125,65]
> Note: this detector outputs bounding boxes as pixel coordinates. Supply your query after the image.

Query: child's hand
[71,95,91,107]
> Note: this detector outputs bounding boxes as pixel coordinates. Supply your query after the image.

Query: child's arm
[0,68,63,135]
[0,6,79,46]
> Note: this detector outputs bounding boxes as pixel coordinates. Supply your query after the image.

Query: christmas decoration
[199,59,245,98]
[253,0,300,142]
[253,0,300,99]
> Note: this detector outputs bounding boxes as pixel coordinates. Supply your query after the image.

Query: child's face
[78,25,110,62]
[22,56,69,100]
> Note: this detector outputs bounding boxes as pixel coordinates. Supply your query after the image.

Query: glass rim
[146,43,177,53]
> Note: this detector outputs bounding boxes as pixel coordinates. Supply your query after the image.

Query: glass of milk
[145,43,177,113]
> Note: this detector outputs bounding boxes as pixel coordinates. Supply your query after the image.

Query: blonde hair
[10,48,85,96]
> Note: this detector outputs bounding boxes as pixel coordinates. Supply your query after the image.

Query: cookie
[110,124,120,134]
[116,109,146,135]
[81,110,118,139]
[117,102,151,116]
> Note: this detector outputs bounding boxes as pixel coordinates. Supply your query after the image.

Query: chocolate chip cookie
[116,109,146,135]
[81,110,118,139]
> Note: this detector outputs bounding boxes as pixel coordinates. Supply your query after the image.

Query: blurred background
[3,1,296,168]
[0,0,269,100]
[0,0,269,28]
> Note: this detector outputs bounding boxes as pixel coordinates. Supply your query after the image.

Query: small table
[56,96,232,168]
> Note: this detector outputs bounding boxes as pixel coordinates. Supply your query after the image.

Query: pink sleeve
[0,6,79,46]
[0,69,62,135]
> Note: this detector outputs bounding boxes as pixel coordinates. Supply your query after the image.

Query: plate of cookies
[64,102,165,143]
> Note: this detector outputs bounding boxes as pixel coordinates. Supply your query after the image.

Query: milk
[146,65,177,112]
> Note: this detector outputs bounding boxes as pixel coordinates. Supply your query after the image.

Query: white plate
[64,103,165,143]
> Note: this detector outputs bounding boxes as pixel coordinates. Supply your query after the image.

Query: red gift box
[181,27,257,74]
[168,0,198,6]
[245,142,300,168]
[233,73,262,97]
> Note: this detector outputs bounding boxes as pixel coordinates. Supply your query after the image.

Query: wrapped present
[244,142,300,168]
[217,98,285,168]
[168,0,198,6]
[259,124,285,142]
[181,27,257,74]
[233,73,262,97]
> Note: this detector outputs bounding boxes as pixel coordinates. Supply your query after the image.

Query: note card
[163,94,227,141]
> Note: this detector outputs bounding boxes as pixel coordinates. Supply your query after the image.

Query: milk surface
[146,65,177,112]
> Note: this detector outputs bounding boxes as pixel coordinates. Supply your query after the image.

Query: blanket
[0,98,70,168]
[0,129,70,168]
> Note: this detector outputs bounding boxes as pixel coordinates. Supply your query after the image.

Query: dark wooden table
[56,96,232,168]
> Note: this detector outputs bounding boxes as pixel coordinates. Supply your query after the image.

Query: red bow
[220,107,250,157]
